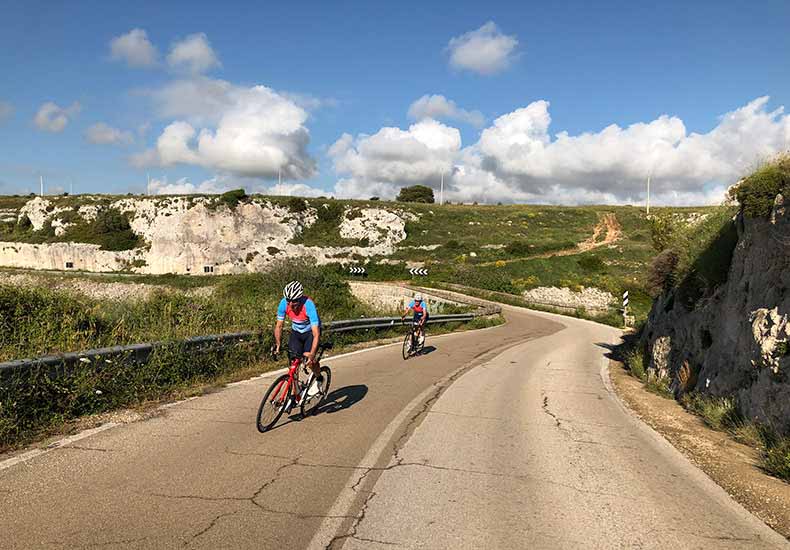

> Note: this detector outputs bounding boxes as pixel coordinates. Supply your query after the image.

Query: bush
[649,213,676,252]
[682,394,740,431]
[397,185,435,203]
[734,156,790,218]
[67,208,142,251]
[625,349,646,380]
[505,240,531,256]
[577,255,606,273]
[647,249,679,296]
[287,196,308,214]
[218,188,248,209]
[763,437,790,480]
[369,196,380,201]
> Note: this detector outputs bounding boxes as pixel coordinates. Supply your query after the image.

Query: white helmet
[283,281,304,301]
[414,293,423,302]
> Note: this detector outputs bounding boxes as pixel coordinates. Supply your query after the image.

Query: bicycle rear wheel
[402,331,413,360]
[256,374,290,432]
[301,366,331,417]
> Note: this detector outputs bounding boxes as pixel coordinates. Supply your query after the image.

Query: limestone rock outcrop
[0,196,413,275]
[642,194,790,433]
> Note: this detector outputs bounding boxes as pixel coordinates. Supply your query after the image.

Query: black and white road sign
[622,290,629,309]
[349,266,366,275]
[409,268,428,276]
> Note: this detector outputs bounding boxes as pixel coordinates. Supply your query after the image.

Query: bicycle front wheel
[402,332,413,360]
[301,367,331,417]
[257,374,290,433]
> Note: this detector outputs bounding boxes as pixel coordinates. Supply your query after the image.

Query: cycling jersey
[277,296,320,334]
[408,300,428,319]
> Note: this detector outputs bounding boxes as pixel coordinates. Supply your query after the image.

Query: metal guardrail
[0,313,481,377]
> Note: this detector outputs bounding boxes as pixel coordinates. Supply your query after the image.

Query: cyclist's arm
[305,299,321,362]
[401,300,415,319]
[420,304,429,326]
[274,299,287,352]
[274,320,284,352]
[308,325,320,362]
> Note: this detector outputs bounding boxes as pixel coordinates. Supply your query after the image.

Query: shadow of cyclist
[415,345,437,356]
[315,384,368,415]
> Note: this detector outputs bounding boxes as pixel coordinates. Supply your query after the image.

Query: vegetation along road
[1,298,786,549]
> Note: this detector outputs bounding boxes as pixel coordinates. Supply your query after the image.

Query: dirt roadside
[609,361,790,539]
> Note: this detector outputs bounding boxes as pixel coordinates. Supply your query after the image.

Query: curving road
[0,303,786,549]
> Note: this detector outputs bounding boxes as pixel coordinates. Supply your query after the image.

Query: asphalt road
[1,304,787,549]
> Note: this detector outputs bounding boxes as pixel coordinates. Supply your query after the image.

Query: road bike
[256,342,332,433]
[401,319,426,360]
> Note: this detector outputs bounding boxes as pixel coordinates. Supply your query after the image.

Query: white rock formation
[0,197,414,275]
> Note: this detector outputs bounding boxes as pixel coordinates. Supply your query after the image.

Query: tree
[396,185,435,203]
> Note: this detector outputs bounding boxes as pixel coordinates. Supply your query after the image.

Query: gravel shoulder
[609,360,790,539]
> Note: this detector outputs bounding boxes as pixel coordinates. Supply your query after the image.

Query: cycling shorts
[289,328,317,358]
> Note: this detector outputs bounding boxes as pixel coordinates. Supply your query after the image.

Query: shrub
[682,394,739,431]
[625,349,646,380]
[734,156,790,218]
[286,196,308,214]
[763,437,790,480]
[218,188,248,210]
[17,215,32,231]
[396,185,435,203]
[369,196,380,201]
[649,213,676,252]
[577,255,606,273]
[647,249,679,296]
[505,240,531,256]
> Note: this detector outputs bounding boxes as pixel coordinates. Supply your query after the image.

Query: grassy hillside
[0,192,717,324]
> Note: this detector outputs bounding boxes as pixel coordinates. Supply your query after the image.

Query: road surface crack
[348,535,402,546]
[541,393,563,429]
[187,510,241,546]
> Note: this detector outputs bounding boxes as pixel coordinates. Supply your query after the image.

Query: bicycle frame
[271,346,328,405]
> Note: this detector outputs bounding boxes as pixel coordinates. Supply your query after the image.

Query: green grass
[681,393,739,430]
[0,192,719,325]
[625,349,647,381]
[0,259,370,362]
[678,392,790,481]
[733,154,790,218]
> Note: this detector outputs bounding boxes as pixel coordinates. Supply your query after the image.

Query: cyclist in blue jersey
[401,292,428,346]
[274,281,323,398]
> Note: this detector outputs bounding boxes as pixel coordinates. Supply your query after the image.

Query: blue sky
[1,0,788,204]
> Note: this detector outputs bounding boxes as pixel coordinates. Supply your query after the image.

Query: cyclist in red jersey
[274,281,323,400]
[401,292,428,346]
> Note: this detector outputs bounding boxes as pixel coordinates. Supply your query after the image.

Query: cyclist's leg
[288,330,307,397]
[304,328,322,378]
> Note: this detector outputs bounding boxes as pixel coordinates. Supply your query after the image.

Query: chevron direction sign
[349,266,367,276]
[409,268,428,276]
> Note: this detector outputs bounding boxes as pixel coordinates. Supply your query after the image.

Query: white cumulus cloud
[110,28,159,68]
[33,101,81,133]
[447,22,519,75]
[408,94,485,127]
[85,122,134,145]
[329,119,461,199]
[471,96,790,202]
[167,33,220,74]
[328,96,790,205]
[149,176,227,195]
[132,77,316,179]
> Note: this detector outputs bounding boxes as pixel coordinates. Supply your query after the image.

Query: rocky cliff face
[0,196,414,275]
[643,194,790,434]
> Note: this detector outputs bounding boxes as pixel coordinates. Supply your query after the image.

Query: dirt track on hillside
[479,212,622,266]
